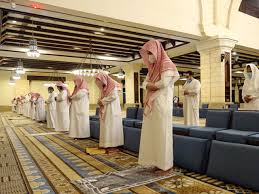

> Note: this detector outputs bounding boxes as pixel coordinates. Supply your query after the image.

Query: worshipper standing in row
[95,71,124,153]
[26,93,32,118]
[30,93,37,120]
[55,82,70,132]
[16,97,22,115]
[69,76,90,139]
[46,87,57,129]
[11,98,16,112]
[24,93,30,117]
[242,63,259,110]
[138,39,179,173]
[35,93,46,122]
[183,71,201,126]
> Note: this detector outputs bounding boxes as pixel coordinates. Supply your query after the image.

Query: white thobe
[46,92,57,129]
[242,80,259,110]
[183,79,201,126]
[24,96,30,117]
[30,100,36,120]
[139,71,176,171]
[35,97,46,122]
[55,90,70,132]
[99,87,123,148]
[69,89,90,138]
[17,103,22,115]
[12,101,16,112]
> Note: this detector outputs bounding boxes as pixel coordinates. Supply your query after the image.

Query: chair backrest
[136,108,144,120]
[126,107,138,119]
[206,110,232,128]
[96,107,100,116]
[229,104,239,111]
[231,111,259,132]
[202,104,209,109]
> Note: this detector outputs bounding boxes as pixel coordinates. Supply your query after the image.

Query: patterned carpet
[0,113,258,194]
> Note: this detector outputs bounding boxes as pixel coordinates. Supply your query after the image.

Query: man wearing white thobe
[35,94,46,122]
[242,63,259,110]
[55,83,70,132]
[69,76,90,139]
[46,87,57,128]
[183,71,201,126]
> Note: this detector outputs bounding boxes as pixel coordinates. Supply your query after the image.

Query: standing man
[55,82,70,132]
[95,72,124,153]
[242,63,259,110]
[138,39,179,173]
[183,71,201,126]
[46,87,57,129]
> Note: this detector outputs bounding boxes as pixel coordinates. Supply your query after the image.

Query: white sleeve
[101,89,117,105]
[71,89,87,100]
[154,72,173,89]
[142,75,149,90]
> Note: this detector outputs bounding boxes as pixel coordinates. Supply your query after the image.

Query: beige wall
[230,12,259,50]
[33,0,201,37]
[0,70,102,106]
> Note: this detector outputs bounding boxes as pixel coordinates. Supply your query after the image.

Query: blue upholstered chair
[173,124,192,136]
[189,110,232,140]
[123,127,141,153]
[174,135,211,173]
[123,108,144,127]
[122,107,138,127]
[207,140,259,191]
[216,111,259,144]
[90,120,100,139]
[90,107,100,121]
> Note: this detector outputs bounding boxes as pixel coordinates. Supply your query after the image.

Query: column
[197,36,237,104]
[122,64,141,108]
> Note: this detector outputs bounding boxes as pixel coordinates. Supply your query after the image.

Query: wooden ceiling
[0,57,113,70]
[0,8,188,70]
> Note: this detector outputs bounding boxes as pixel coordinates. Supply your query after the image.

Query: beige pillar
[122,64,141,108]
[197,36,237,104]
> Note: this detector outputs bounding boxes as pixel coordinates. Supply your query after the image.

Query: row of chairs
[90,107,259,191]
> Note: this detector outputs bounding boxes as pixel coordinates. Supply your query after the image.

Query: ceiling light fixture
[100,27,104,31]
[12,20,17,24]
[117,69,125,79]
[73,47,81,50]
[27,39,40,58]
[12,72,21,80]
[16,59,25,74]
[8,77,16,86]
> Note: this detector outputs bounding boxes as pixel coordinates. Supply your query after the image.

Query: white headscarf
[243,63,259,97]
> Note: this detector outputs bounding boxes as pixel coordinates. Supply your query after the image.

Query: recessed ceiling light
[100,27,105,32]
[10,2,16,9]
[94,32,104,35]
[12,20,17,24]
[47,66,53,69]
[105,53,111,56]
[234,71,243,74]
[73,47,81,50]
